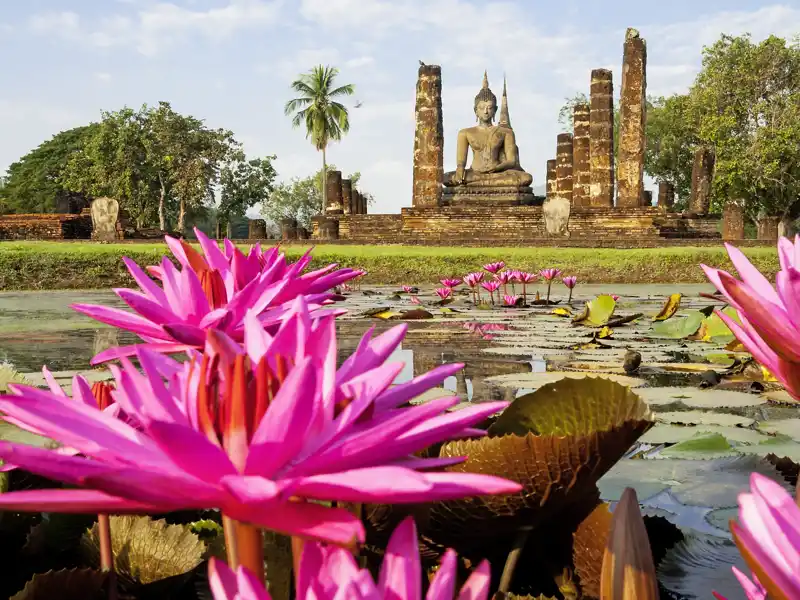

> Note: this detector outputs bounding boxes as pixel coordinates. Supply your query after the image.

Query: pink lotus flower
[72,228,359,364]
[410,295,422,305]
[208,517,490,600]
[481,281,501,293]
[519,272,537,284]
[440,278,462,288]
[435,287,453,300]
[562,276,577,289]
[611,294,620,301]
[494,271,514,285]
[0,298,520,545]
[483,261,505,274]
[702,238,800,401]
[713,473,795,600]
[503,295,520,307]
[463,272,485,288]
[539,268,563,281]
[402,285,414,293]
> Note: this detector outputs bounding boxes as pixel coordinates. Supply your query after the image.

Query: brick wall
[0,214,93,240]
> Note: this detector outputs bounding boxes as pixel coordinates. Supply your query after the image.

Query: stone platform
[441,186,540,206]
[316,205,722,247]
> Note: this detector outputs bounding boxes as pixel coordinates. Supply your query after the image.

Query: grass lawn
[0,241,778,290]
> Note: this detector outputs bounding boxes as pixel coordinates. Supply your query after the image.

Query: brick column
[248,219,267,239]
[617,28,647,209]
[341,179,353,215]
[590,69,615,207]
[412,64,444,207]
[657,182,675,210]
[722,202,745,240]
[689,147,715,215]
[757,215,779,241]
[572,103,591,207]
[546,159,557,199]
[326,170,343,215]
[555,133,574,205]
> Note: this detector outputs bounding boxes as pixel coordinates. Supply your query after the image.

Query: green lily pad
[489,376,653,437]
[0,364,32,393]
[656,411,754,427]
[757,419,800,441]
[572,295,617,327]
[659,433,739,460]
[640,424,768,445]
[483,371,646,390]
[650,311,705,339]
[634,387,767,409]
[737,434,800,462]
[699,307,741,342]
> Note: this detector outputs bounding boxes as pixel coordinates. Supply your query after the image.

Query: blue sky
[1,0,798,214]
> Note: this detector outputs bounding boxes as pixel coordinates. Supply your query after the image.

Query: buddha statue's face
[475,100,497,124]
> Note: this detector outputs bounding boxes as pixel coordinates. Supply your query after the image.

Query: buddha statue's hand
[455,165,466,184]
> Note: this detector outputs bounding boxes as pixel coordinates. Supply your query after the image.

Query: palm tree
[284,65,355,216]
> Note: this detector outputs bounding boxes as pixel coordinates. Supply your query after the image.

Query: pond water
[1,284,795,599]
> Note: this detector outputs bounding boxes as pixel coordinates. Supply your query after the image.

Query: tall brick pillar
[413,64,444,208]
[546,159,557,199]
[590,69,615,207]
[362,192,369,214]
[757,214,779,241]
[658,182,675,210]
[341,179,353,215]
[326,170,343,215]
[572,103,591,208]
[689,147,715,215]
[723,202,745,240]
[352,190,361,215]
[617,28,647,209]
[555,133,574,205]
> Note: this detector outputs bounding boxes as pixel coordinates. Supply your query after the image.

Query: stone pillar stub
[589,69,615,207]
[658,182,675,210]
[572,103,591,208]
[341,179,353,215]
[555,133,574,205]
[689,147,715,215]
[413,64,444,208]
[757,215,779,242]
[248,219,267,239]
[723,202,745,240]
[326,170,343,215]
[546,159,557,200]
[617,28,647,209]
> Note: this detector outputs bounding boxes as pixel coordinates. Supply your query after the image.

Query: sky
[1,0,799,215]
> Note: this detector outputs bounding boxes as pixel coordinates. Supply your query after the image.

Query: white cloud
[28,0,284,56]
[345,56,375,69]
[93,72,113,83]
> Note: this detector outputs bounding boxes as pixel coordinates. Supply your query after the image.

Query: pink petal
[287,467,433,503]
[91,343,195,366]
[114,288,178,325]
[415,472,522,499]
[776,268,800,330]
[207,558,238,600]
[379,517,421,600]
[235,564,271,600]
[71,304,168,340]
[725,243,781,305]
[456,560,491,600]
[162,323,207,346]
[731,567,767,600]
[144,420,236,482]
[373,363,465,411]
[0,488,160,513]
[427,550,458,600]
[0,442,116,483]
[122,257,168,304]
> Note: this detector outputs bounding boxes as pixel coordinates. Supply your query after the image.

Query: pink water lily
[483,261,505,274]
[435,287,453,300]
[702,237,800,401]
[503,295,520,307]
[0,298,520,546]
[208,517,490,600]
[481,280,501,305]
[402,285,415,294]
[440,278,462,288]
[517,272,537,304]
[562,276,578,303]
[713,473,798,600]
[72,227,359,364]
[463,272,485,288]
[539,268,562,281]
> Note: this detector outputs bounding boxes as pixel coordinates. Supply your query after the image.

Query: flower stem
[568,289,573,304]
[222,515,240,568]
[234,521,265,584]
[546,282,552,305]
[97,513,117,600]
[498,527,532,594]
[291,536,305,578]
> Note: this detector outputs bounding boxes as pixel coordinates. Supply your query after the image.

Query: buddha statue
[442,73,534,199]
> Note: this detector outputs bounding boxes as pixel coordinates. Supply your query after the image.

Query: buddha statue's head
[474,71,497,124]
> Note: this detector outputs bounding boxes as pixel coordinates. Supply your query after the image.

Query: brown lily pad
[10,569,107,600]
[572,503,613,599]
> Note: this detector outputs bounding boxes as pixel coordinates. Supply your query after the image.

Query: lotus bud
[600,487,659,600]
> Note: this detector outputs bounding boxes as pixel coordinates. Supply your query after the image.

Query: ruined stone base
[442,185,540,206]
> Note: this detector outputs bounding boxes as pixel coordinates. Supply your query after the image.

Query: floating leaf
[641,424,768,446]
[81,516,206,586]
[362,307,394,318]
[10,569,106,600]
[634,387,767,408]
[596,326,614,339]
[572,503,613,598]
[23,513,96,556]
[650,311,705,339]
[656,411,754,428]
[483,372,646,391]
[605,313,644,327]
[700,307,740,342]
[552,307,573,318]
[0,364,32,393]
[572,295,617,327]
[397,309,434,320]
[653,294,682,321]
[426,378,653,553]
[440,307,461,314]
[659,433,738,460]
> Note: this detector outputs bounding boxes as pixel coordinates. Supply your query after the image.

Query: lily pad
[659,433,739,460]
[634,387,767,409]
[650,311,705,339]
[0,364,32,393]
[640,424,768,445]
[699,307,740,342]
[737,435,800,462]
[757,419,800,441]
[656,411,754,427]
[10,569,106,600]
[81,516,206,585]
[653,293,682,321]
[552,307,572,318]
[483,371,646,390]
[572,295,616,327]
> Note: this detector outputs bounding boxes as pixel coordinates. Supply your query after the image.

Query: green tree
[284,65,355,216]
[557,92,622,158]
[689,34,800,219]
[218,154,277,237]
[0,125,98,213]
[261,164,370,229]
